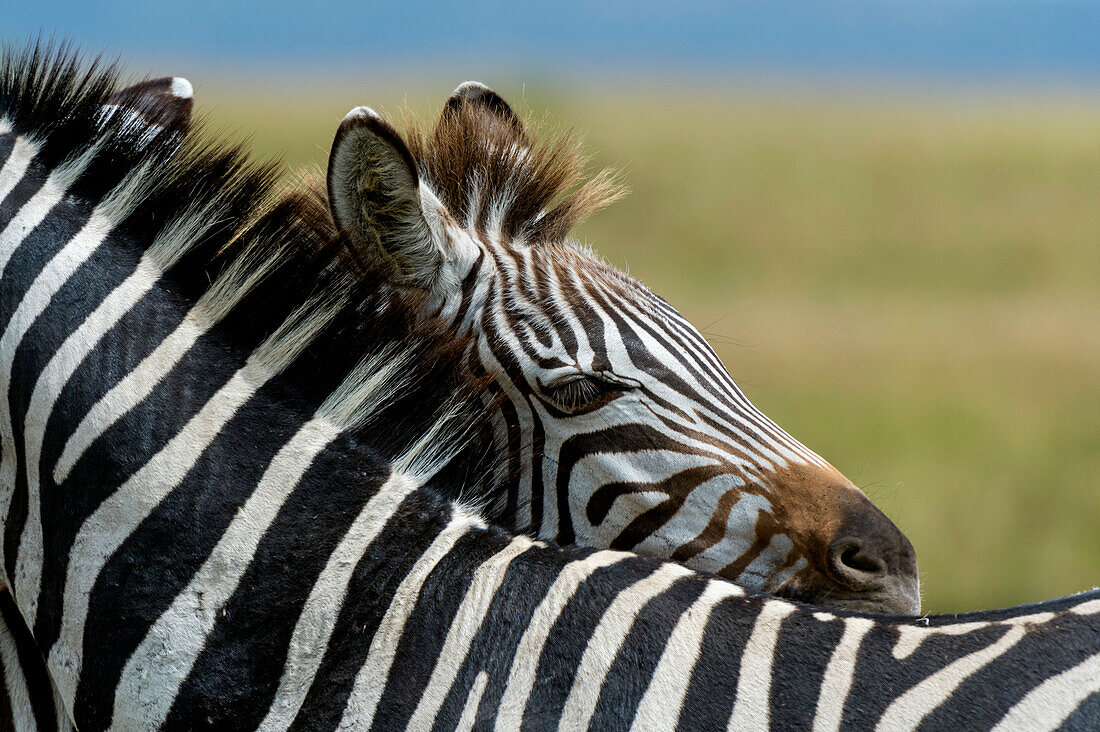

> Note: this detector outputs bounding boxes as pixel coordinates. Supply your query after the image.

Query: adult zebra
[0,47,1097,730]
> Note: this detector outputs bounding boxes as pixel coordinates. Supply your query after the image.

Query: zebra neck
[0,115,489,729]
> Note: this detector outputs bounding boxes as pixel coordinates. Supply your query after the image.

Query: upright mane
[404,100,626,243]
[0,42,493,489]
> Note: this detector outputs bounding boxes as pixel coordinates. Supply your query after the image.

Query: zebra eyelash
[540,373,633,414]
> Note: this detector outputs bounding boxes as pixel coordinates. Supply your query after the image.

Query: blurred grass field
[199,77,1100,613]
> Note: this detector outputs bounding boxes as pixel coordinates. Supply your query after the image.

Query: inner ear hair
[327,106,440,288]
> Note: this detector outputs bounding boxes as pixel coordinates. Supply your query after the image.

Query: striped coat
[0,44,1096,731]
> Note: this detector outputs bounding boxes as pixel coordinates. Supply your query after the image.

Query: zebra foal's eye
[540,372,636,414]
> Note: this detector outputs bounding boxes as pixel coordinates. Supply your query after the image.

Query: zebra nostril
[828,538,888,589]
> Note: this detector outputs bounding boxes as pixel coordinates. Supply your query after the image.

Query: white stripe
[557,563,693,731]
[0,612,37,732]
[992,651,1100,731]
[630,580,744,732]
[1071,597,1100,615]
[405,536,536,731]
[454,671,489,732]
[812,617,874,732]
[51,676,73,732]
[339,512,483,728]
[112,417,341,729]
[892,612,1050,660]
[169,78,193,99]
[736,532,795,590]
[546,265,595,374]
[480,300,538,533]
[0,135,35,206]
[48,363,269,713]
[493,550,633,731]
[652,486,767,578]
[3,147,158,601]
[892,621,988,659]
[6,213,118,622]
[11,188,260,596]
[726,600,797,732]
[613,294,793,469]
[256,471,422,731]
[876,625,1027,731]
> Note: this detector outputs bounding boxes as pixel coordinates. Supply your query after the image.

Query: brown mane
[404,101,626,243]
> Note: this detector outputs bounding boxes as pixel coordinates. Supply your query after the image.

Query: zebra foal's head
[324,84,919,614]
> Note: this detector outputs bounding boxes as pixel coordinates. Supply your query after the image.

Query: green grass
[199,78,1100,613]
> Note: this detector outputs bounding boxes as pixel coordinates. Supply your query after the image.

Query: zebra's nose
[753,462,920,613]
[827,537,888,590]
[823,497,921,613]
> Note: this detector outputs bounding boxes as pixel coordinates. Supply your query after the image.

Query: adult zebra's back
[0,45,1097,730]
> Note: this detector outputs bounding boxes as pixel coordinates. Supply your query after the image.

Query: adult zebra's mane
[0,43,495,490]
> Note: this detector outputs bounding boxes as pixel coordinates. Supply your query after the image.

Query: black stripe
[521,555,661,729]
[445,248,484,331]
[368,530,506,729]
[590,577,707,728]
[925,609,1100,728]
[427,541,571,731]
[675,593,760,732]
[1061,692,1100,731]
[6,223,140,609]
[554,422,705,547]
[0,141,44,214]
[0,653,12,732]
[33,300,234,655]
[0,186,94,331]
[488,378,523,530]
[287,493,456,732]
[528,398,547,536]
[840,621,1013,727]
[3,199,111,585]
[600,286,741,415]
[0,589,58,731]
[556,263,610,368]
[0,133,16,172]
[767,611,846,728]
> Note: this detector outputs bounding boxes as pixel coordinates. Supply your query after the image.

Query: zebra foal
[0,45,1096,730]
[323,80,920,614]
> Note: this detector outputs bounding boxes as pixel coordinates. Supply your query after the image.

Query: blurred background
[4,1,1099,613]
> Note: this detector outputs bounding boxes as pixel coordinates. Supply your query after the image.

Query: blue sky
[4,1,1100,83]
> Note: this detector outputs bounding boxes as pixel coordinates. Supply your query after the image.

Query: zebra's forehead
[486,240,674,325]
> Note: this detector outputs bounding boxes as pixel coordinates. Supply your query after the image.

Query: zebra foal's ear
[104,76,194,134]
[327,106,443,289]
